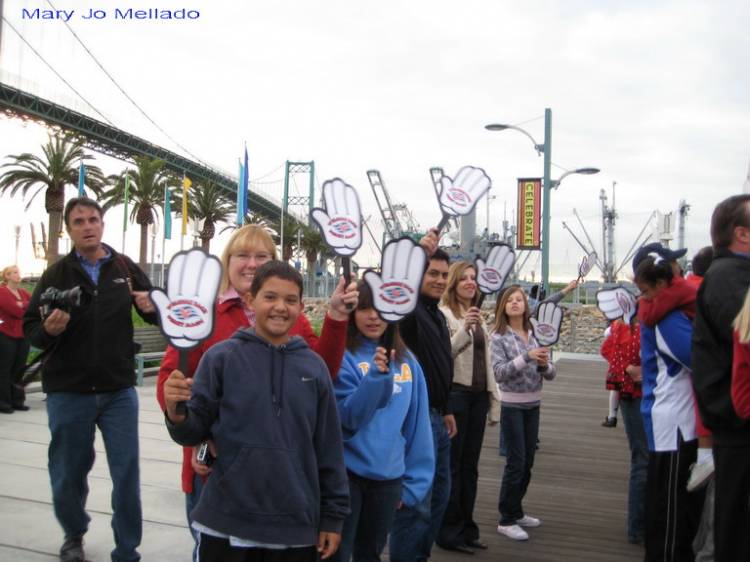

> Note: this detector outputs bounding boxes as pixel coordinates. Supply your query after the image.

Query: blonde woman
[732,288,750,419]
[436,261,501,553]
[0,265,31,412]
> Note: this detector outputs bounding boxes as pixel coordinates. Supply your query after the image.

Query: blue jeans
[47,388,141,562]
[498,404,539,525]
[619,397,648,542]
[333,472,402,562]
[389,410,451,562]
[186,473,205,562]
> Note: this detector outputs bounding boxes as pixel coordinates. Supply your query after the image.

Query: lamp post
[485,109,599,292]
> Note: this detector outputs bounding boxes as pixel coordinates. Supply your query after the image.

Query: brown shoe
[601,416,617,428]
[60,536,85,562]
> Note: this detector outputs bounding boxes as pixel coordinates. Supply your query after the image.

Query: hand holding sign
[596,286,637,324]
[530,301,564,347]
[363,237,426,322]
[310,178,363,258]
[476,243,515,294]
[151,248,221,415]
[577,251,598,283]
[436,166,492,231]
[150,249,221,349]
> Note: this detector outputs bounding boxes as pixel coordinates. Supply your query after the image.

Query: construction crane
[366,170,421,245]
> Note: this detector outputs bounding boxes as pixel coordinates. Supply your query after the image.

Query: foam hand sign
[438,166,492,217]
[476,244,515,295]
[596,286,637,324]
[530,301,564,347]
[150,248,222,349]
[578,251,597,281]
[363,237,426,323]
[310,178,363,257]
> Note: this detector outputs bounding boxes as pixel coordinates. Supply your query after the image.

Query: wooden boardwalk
[0,357,642,561]
[430,357,642,562]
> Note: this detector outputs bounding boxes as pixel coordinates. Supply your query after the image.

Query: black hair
[431,248,450,265]
[64,197,104,228]
[691,246,713,277]
[634,256,674,287]
[346,280,406,361]
[249,261,304,297]
[710,194,750,250]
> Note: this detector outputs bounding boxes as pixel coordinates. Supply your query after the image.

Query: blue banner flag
[236,157,245,225]
[164,186,172,240]
[77,162,86,197]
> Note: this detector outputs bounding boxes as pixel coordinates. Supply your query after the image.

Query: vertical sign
[517,178,541,250]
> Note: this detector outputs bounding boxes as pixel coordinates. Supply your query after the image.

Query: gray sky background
[0,0,748,280]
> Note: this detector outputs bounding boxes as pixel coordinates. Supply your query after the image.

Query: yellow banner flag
[181,175,192,235]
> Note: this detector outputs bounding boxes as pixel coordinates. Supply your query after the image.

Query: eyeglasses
[231,252,272,264]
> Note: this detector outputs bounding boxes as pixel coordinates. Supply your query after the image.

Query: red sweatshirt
[638,276,696,327]
[156,295,348,493]
[0,285,30,339]
[600,320,642,399]
[732,331,750,420]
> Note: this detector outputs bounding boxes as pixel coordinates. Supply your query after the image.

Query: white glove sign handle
[363,237,426,323]
[438,166,491,217]
[476,244,515,294]
[310,178,363,257]
[597,287,637,324]
[150,248,222,349]
[530,302,563,347]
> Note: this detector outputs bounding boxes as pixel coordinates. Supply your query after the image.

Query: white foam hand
[596,286,637,324]
[475,244,515,295]
[363,237,426,322]
[310,178,363,257]
[438,166,491,217]
[530,301,564,347]
[150,248,222,349]
[578,251,597,279]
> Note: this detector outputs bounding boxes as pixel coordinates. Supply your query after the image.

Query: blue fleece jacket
[166,328,350,546]
[334,338,435,507]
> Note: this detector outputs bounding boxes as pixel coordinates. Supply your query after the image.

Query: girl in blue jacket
[332,281,435,562]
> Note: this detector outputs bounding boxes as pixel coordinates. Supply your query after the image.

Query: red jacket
[600,320,642,399]
[156,295,348,493]
[0,285,31,339]
[732,331,750,420]
[638,276,697,327]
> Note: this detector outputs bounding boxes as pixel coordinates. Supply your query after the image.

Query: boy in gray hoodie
[163,261,349,561]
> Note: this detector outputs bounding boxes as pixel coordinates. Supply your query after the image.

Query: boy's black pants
[713,440,750,562]
[197,534,318,562]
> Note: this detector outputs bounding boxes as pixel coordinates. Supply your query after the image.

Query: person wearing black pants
[0,265,31,412]
[437,261,501,553]
[197,535,318,562]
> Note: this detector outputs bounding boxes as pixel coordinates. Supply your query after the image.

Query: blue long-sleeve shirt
[640,309,697,451]
[334,339,435,507]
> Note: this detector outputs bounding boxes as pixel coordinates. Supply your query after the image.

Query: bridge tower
[280,161,315,261]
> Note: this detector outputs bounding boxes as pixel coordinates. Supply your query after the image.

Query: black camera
[39,286,88,319]
[196,442,214,466]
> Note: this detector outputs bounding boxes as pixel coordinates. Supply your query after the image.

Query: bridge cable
[44,0,211,168]
[0,15,115,126]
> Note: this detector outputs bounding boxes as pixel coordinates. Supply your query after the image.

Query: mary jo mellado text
[21,7,201,22]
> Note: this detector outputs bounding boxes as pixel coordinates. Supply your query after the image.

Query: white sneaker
[687,458,715,492]
[517,515,542,527]
[497,524,529,541]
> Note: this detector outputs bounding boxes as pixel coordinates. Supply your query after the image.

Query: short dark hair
[691,246,713,277]
[710,194,750,250]
[64,197,103,229]
[250,261,304,297]
[430,248,450,265]
[634,256,674,287]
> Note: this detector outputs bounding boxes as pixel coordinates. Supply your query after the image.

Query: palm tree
[270,217,302,262]
[190,181,234,251]
[101,156,171,268]
[0,135,105,264]
[299,222,326,289]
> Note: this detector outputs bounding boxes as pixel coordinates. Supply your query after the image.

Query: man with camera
[23,197,157,562]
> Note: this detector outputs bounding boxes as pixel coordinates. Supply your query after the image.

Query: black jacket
[400,295,453,414]
[692,249,750,443]
[23,245,157,393]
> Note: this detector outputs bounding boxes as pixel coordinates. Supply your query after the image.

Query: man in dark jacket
[23,197,157,562]
[389,231,459,561]
[692,193,750,562]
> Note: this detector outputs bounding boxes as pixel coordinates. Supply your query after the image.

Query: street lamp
[485,109,599,292]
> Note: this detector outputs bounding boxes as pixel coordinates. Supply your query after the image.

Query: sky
[0,0,748,279]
